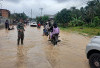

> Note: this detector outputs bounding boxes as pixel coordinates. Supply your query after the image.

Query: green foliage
[88,16,100,27]
[36,17,42,23]
[69,16,84,27]
[54,0,100,27]
[36,16,49,24]
[93,16,100,26]
[97,32,100,35]
[55,9,71,27]
[41,16,49,23]
[10,12,28,20]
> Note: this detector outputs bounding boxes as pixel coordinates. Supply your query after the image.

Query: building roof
[0,9,10,13]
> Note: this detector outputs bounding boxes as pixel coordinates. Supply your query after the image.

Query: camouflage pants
[17,31,24,45]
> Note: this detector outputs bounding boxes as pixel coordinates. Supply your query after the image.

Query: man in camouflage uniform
[17,19,25,45]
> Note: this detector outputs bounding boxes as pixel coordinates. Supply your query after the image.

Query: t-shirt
[17,22,24,31]
[52,27,60,34]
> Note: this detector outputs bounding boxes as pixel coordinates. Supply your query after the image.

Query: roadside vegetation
[54,0,100,36]
[60,26,100,36]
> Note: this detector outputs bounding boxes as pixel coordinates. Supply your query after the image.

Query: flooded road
[0,26,90,68]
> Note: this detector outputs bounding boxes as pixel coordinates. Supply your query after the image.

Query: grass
[60,26,100,36]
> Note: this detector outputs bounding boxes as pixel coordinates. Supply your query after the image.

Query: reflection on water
[45,45,60,68]
[16,46,26,68]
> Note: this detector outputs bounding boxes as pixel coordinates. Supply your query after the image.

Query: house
[0,9,10,18]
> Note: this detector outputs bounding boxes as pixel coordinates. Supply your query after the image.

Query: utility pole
[40,8,43,16]
[14,10,16,19]
[31,9,33,18]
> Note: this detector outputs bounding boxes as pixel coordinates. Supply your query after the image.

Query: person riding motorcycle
[50,23,60,40]
[37,22,41,28]
[43,22,50,36]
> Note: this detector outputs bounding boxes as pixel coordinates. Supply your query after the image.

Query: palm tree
[86,0,97,22]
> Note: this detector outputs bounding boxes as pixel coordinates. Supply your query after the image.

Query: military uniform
[17,22,25,45]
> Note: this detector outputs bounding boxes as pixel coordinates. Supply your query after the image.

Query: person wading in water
[17,19,25,45]
[5,20,9,30]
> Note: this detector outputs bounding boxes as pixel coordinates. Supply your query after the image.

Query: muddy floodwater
[0,26,90,68]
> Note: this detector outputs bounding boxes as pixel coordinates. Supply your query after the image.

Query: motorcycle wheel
[53,37,57,45]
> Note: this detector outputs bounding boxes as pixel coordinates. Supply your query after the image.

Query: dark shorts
[18,31,24,38]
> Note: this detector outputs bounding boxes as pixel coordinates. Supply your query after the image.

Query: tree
[91,16,100,27]
[70,7,81,18]
[69,16,84,27]
[41,16,49,24]
[36,16,49,25]
[55,8,71,27]
[54,0,100,27]
[10,13,28,21]
[36,17,42,23]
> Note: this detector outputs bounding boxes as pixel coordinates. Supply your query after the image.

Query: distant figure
[5,20,9,30]
[17,19,25,45]
[37,22,41,28]
[24,21,27,25]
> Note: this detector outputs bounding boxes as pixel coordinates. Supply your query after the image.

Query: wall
[1,10,9,18]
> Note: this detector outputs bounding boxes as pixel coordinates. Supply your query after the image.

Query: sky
[1,0,90,18]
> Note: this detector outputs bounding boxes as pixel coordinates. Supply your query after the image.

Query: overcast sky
[2,0,90,18]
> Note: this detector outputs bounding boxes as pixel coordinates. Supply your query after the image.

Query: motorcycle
[43,29,49,36]
[51,34,59,45]
[37,24,41,28]
[37,25,41,28]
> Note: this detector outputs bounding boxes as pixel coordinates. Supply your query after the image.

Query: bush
[89,16,100,27]
[69,16,84,27]
[97,32,100,36]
